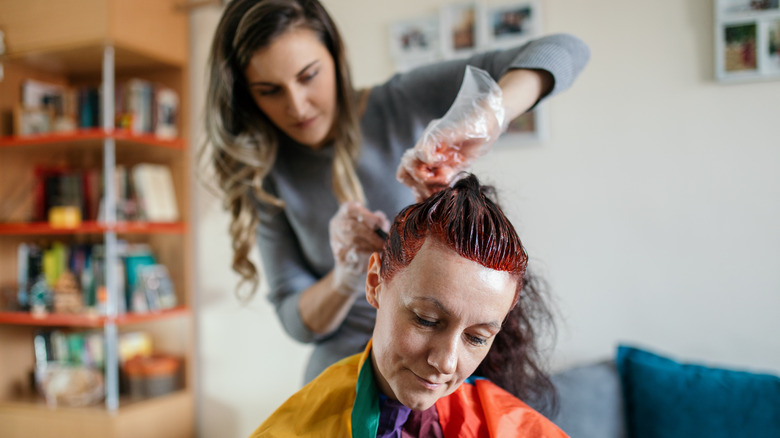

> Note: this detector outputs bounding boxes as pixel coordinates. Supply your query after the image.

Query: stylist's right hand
[329,202,389,297]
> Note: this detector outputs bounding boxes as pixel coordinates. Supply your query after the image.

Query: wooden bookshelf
[0,307,191,328]
[0,129,186,150]
[0,221,188,235]
[0,0,194,436]
[0,390,194,438]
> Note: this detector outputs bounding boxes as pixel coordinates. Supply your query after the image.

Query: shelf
[0,2,193,434]
[0,306,191,328]
[0,129,185,150]
[0,221,188,236]
[5,43,186,76]
[0,389,194,438]
[0,388,191,412]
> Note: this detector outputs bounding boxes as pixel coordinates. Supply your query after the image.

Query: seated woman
[251,174,564,437]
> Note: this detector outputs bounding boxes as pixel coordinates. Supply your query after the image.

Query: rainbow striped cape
[250,340,567,437]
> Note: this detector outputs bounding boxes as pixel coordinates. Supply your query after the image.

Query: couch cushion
[616,345,780,438]
[550,360,626,438]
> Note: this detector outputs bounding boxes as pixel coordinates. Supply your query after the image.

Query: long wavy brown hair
[201,0,365,298]
[380,174,557,413]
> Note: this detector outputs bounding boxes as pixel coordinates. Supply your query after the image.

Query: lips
[413,372,444,391]
[294,116,317,129]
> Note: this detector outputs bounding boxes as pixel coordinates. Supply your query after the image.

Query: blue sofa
[546,345,780,438]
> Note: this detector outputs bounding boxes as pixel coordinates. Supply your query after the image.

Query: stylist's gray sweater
[258,33,590,383]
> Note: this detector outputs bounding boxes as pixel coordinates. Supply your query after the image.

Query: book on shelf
[126,79,154,135]
[10,78,180,138]
[78,86,101,129]
[10,240,176,315]
[33,165,102,223]
[34,330,105,369]
[131,163,179,222]
[30,162,179,224]
[154,87,179,139]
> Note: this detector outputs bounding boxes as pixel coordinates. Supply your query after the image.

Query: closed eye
[466,334,488,346]
[300,69,319,83]
[255,86,280,97]
[415,316,437,328]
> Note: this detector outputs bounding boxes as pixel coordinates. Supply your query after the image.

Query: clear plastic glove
[397,65,508,201]
[329,201,390,297]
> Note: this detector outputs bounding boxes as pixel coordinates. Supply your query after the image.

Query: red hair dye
[380,174,528,298]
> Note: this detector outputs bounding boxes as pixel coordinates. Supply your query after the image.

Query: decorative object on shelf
[124,354,181,399]
[53,271,84,314]
[389,1,548,145]
[13,106,53,135]
[715,0,780,82]
[20,79,78,132]
[48,206,82,228]
[39,364,105,407]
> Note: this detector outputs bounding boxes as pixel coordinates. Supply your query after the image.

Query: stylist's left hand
[397,66,507,202]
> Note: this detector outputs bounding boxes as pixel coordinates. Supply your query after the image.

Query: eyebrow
[412,297,501,329]
[247,60,320,87]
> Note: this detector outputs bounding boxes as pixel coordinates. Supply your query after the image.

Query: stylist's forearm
[497,68,554,122]
[298,271,358,335]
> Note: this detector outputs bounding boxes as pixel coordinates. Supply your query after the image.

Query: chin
[397,393,437,412]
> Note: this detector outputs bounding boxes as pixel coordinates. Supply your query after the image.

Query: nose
[427,333,458,375]
[286,86,308,118]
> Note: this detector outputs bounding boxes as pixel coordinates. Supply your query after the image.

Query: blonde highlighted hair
[202,0,365,298]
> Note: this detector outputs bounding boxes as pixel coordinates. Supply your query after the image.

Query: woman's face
[244,28,338,149]
[365,239,516,411]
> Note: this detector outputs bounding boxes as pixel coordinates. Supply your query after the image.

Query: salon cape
[250,340,567,437]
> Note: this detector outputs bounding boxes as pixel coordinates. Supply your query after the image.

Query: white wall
[192,0,780,437]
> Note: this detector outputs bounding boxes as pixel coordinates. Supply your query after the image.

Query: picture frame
[440,2,482,58]
[714,0,780,82]
[499,106,548,146]
[14,106,53,135]
[389,0,548,145]
[389,15,442,72]
[484,1,541,48]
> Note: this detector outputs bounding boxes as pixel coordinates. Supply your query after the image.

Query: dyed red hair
[380,173,556,414]
[380,174,528,301]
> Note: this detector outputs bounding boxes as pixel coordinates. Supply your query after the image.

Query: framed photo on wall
[389,0,549,145]
[715,0,780,82]
[390,15,442,71]
[499,107,548,146]
[484,1,540,48]
[440,2,481,58]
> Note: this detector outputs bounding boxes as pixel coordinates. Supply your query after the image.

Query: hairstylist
[203,0,590,383]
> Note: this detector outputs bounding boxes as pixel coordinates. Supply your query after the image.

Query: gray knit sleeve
[256,181,321,344]
[373,33,590,131]
[502,33,591,98]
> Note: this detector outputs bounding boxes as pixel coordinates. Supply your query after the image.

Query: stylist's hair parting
[380,173,557,412]
[202,0,364,298]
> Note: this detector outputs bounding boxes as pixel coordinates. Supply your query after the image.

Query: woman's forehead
[392,239,516,318]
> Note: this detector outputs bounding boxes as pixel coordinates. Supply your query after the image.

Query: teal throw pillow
[616,345,780,438]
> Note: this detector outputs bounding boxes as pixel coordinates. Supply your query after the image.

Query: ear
[365,252,382,309]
